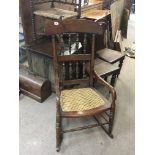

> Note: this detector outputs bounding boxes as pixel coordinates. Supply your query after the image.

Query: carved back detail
[45,19,103,95]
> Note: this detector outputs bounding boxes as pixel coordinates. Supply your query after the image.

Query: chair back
[45,19,103,96]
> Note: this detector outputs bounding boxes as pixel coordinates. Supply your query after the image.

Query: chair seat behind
[34,8,78,19]
[97,48,125,64]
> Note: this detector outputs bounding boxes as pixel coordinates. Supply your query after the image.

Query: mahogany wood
[60,79,90,85]
[63,122,109,133]
[97,47,125,77]
[82,9,110,21]
[30,0,82,40]
[86,58,120,87]
[61,104,111,118]
[121,8,130,38]
[97,48,125,64]
[19,64,52,102]
[94,58,119,77]
[45,19,103,35]
[93,115,113,138]
[58,54,91,61]
[20,0,34,44]
[27,38,53,58]
[45,19,116,151]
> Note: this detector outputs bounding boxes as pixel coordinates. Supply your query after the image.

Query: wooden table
[82,9,110,21]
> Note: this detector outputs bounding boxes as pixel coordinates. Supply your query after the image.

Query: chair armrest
[93,70,117,104]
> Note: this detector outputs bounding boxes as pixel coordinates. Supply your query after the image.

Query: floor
[19,14,135,155]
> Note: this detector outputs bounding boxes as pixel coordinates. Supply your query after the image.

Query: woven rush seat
[34,8,78,19]
[97,48,125,64]
[60,88,108,112]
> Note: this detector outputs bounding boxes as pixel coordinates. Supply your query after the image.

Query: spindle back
[45,19,103,96]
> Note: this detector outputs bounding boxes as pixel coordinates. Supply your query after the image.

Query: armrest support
[93,70,117,105]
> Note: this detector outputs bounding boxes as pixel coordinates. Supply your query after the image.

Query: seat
[60,87,111,114]
[45,19,117,151]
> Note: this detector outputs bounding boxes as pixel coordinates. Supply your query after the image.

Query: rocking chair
[45,19,117,151]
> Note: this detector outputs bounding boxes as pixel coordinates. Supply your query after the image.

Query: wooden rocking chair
[45,19,117,151]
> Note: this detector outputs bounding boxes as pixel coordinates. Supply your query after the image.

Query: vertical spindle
[68,34,73,79]
[76,61,79,79]
[76,33,79,53]
[68,33,72,55]
[30,0,36,40]
[82,33,87,78]
[69,61,73,79]
[75,33,79,78]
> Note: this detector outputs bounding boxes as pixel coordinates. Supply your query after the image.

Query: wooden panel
[20,0,34,44]
[45,19,103,35]
[81,9,110,21]
[124,0,132,12]
[97,48,125,63]
[110,0,124,40]
[94,58,119,77]
[27,39,53,58]
[27,38,61,58]
[19,65,52,102]
[27,51,55,91]
[81,0,103,12]
[33,0,50,4]
[62,99,111,117]
[58,54,91,61]
[60,79,90,85]
[121,8,130,38]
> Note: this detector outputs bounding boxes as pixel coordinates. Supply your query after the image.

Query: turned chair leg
[56,105,63,152]
[108,108,115,138]
[110,74,117,87]
[104,77,108,81]
[117,58,124,77]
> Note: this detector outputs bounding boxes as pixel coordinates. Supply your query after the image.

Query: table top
[82,9,110,21]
